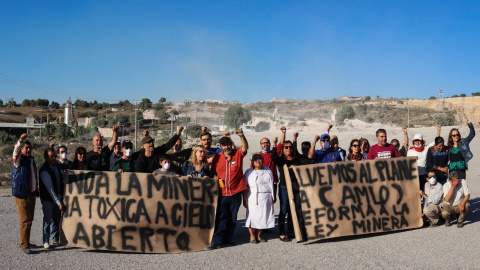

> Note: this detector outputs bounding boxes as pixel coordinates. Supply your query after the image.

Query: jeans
[15,194,36,249]
[41,199,61,244]
[211,192,242,246]
[278,185,292,236]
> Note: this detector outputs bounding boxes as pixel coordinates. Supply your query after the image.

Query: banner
[285,157,423,242]
[62,171,218,253]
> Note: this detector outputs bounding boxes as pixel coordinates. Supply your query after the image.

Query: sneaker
[429,223,438,228]
[445,220,451,227]
[204,244,220,251]
[22,248,32,254]
[44,243,50,249]
[250,240,258,244]
[457,222,464,228]
[51,241,59,246]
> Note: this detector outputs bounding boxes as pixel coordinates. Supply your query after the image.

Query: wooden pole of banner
[283,165,303,242]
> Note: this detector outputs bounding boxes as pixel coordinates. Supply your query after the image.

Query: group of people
[11,120,474,254]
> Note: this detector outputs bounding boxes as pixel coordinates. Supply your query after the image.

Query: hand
[418,190,423,195]
[224,131,231,137]
[273,137,278,146]
[314,135,320,143]
[19,133,28,142]
[466,118,471,125]
[280,126,286,133]
[118,169,123,173]
[201,126,207,133]
[175,174,181,177]
[243,200,248,209]
[402,127,407,134]
[459,204,465,212]
[112,125,119,132]
[235,129,243,136]
[272,197,276,204]
[203,176,209,179]
[436,125,441,130]
[143,130,149,136]
[153,172,159,176]
[293,132,299,141]
[187,175,193,178]
[177,126,184,135]
[49,143,55,148]
[59,204,66,212]
[327,123,333,131]
[451,179,459,187]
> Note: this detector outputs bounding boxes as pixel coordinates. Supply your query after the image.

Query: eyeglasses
[352,145,360,147]
[451,134,460,137]
[284,146,293,149]
[427,175,436,179]
[60,151,66,154]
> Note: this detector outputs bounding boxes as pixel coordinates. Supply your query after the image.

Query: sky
[1,1,479,104]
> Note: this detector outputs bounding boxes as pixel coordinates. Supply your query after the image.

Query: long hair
[189,145,208,168]
[447,128,460,148]
[72,146,87,169]
[349,139,360,154]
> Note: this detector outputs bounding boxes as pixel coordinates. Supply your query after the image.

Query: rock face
[407,97,480,123]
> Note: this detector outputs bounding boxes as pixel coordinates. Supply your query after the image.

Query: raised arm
[236,128,248,155]
[107,125,119,151]
[224,131,236,149]
[402,127,409,148]
[308,135,320,159]
[465,118,475,143]
[13,133,28,168]
[326,123,333,134]
[280,126,286,145]
[293,132,301,157]
[154,126,184,155]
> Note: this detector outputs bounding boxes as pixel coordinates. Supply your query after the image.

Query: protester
[39,148,66,248]
[390,127,409,157]
[407,126,439,192]
[442,171,470,228]
[206,129,248,250]
[11,133,38,254]
[181,145,213,178]
[299,141,311,158]
[367,129,400,159]
[347,139,364,161]
[243,154,275,244]
[71,147,88,170]
[56,145,72,174]
[135,126,184,173]
[308,133,343,163]
[419,170,444,227]
[153,156,179,175]
[426,136,449,185]
[330,135,346,161]
[172,127,222,168]
[359,138,370,159]
[87,125,119,171]
[109,141,122,170]
[111,140,135,172]
[447,119,475,179]
[249,136,281,201]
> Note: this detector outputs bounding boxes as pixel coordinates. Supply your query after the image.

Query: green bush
[337,106,355,124]
[224,105,252,129]
[0,130,16,144]
[437,117,455,126]
[357,104,367,115]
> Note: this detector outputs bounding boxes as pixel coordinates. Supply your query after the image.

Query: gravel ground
[2,128,480,270]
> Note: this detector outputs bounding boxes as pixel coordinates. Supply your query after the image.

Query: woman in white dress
[243,154,275,244]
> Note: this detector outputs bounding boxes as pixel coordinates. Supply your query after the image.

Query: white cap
[413,133,423,141]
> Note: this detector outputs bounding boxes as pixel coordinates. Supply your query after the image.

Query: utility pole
[133,100,140,151]
[407,100,410,128]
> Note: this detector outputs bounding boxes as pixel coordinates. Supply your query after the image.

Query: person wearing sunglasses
[347,139,364,161]
[447,118,475,180]
[71,147,88,170]
[419,169,444,227]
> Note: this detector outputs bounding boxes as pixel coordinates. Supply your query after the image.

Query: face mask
[125,149,133,157]
[163,162,171,170]
[323,141,330,149]
[261,149,270,153]
[428,177,437,185]
[61,152,68,159]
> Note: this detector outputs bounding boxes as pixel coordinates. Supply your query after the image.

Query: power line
[0,73,122,102]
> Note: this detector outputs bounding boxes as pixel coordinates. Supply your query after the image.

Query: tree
[472,92,480,96]
[0,99,3,107]
[0,130,16,144]
[337,105,355,124]
[6,98,17,107]
[50,101,60,109]
[43,123,56,137]
[159,97,166,104]
[460,94,467,97]
[364,96,371,101]
[155,108,170,124]
[357,104,367,115]
[35,98,49,107]
[55,123,73,141]
[186,124,202,138]
[21,99,32,107]
[139,98,152,110]
[74,126,87,138]
[429,96,437,100]
[224,105,252,129]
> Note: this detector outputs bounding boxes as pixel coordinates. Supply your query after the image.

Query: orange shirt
[212,149,247,196]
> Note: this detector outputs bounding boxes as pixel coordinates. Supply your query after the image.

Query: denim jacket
[182,161,213,178]
[455,123,475,163]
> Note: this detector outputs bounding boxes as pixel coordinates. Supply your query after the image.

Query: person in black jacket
[39,148,66,249]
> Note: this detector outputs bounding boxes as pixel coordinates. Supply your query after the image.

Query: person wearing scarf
[407,129,439,193]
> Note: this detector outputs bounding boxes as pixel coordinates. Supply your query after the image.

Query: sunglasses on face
[427,175,436,179]
[352,145,360,147]
[284,146,293,149]
[451,134,460,137]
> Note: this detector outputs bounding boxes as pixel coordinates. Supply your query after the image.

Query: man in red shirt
[368,128,401,159]
[206,129,249,250]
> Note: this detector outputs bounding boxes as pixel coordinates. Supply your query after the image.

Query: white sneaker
[43,243,50,249]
